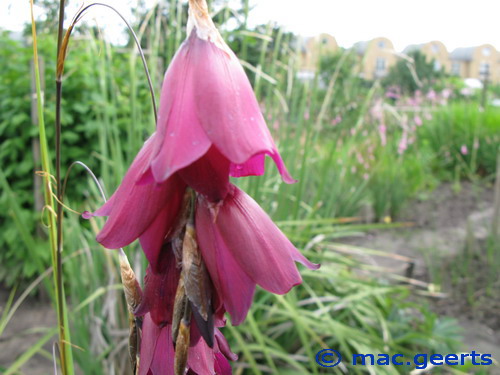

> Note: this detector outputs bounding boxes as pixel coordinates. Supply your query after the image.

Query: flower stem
[29,0,74,373]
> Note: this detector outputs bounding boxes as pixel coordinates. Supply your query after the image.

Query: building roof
[450,47,475,61]
[353,41,369,55]
[403,44,424,54]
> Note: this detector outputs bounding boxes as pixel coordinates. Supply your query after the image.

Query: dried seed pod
[174,301,191,375]
[181,220,215,347]
[172,274,187,344]
[170,191,193,263]
[118,250,143,373]
[128,313,138,372]
[119,250,142,312]
[182,223,211,320]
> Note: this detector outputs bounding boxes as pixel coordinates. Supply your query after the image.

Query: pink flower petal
[214,353,233,375]
[89,135,185,250]
[193,35,295,183]
[178,146,230,202]
[187,322,215,374]
[153,31,295,184]
[150,39,212,183]
[139,315,174,375]
[135,248,179,326]
[212,185,319,295]
[138,184,186,270]
[196,198,256,325]
[230,151,297,184]
[215,329,238,362]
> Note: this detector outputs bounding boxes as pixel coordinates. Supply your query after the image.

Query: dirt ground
[347,182,500,373]
[1,182,498,374]
[0,290,56,374]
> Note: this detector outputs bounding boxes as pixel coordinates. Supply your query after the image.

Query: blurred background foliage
[0,0,499,374]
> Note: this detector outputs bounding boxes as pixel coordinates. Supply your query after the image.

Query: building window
[451,61,460,75]
[375,57,386,77]
[433,60,441,71]
[482,47,491,57]
[431,43,440,54]
[378,40,385,49]
[479,62,490,77]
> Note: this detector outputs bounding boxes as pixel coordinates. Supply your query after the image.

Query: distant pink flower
[370,99,383,120]
[460,87,472,96]
[304,111,310,120]
[385,90,400,99]
[460,145,468,155]
[378,124,387,146]
[363,173,369,180]
[408,90,422,107]
[331,115,342,126]
[426,89,437,101]
[414,115,422,126]
[473,139,480,150]
[350,128,356,136]
[424,112,433,121]
[398,131,408,154]
[441,88,452,99]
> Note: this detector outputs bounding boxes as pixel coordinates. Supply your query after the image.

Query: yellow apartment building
[353,37,397,80]
[403,41,450,73]
[299,33,339,74]
[449,44,500,83]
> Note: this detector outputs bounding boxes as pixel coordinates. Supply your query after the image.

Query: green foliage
[417,103,500,179]
[0,31,155,286]
[383,50,446,94]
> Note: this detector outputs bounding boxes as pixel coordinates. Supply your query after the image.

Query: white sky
[2,0,500,52]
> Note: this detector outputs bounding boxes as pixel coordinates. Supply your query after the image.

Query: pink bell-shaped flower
[146,0,295,200]
[196,184,319,324]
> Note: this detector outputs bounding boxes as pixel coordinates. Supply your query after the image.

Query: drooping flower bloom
[145,0,295,200]
[196,184,318,325]
[85,0,319,373]
[460,145,468,155]
[134,249,236,375]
